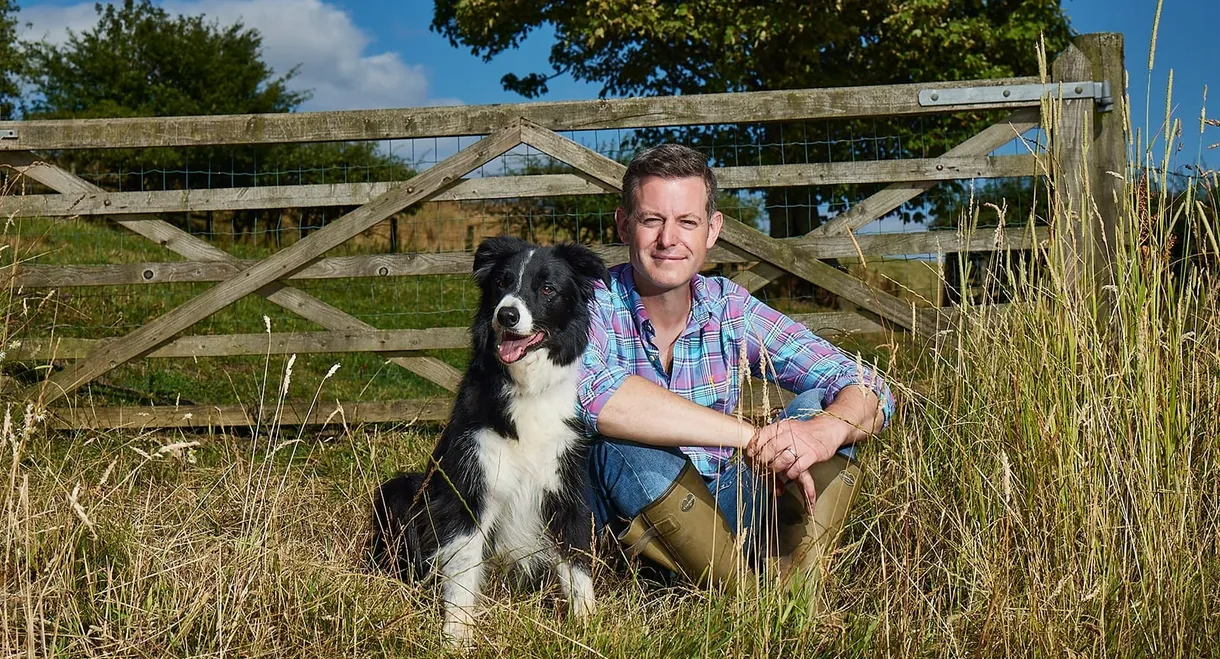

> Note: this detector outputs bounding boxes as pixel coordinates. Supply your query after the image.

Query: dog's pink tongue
[498,332,544,363]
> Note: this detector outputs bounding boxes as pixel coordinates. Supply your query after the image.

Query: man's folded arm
[588,375,757,450]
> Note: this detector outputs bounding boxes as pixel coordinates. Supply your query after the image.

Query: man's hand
[744,416,850,511]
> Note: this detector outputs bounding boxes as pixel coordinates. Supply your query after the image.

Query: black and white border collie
[371,236,608,640]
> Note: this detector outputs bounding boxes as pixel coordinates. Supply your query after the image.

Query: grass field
[3,78,1219,656]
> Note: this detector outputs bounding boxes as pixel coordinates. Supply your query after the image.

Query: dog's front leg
[436,532,486,640]
[546,501,597,619]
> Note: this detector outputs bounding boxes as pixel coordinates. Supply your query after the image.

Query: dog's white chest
[474,353,582,544]
[478,356,580,495]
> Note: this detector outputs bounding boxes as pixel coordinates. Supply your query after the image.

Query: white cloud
[18,0,458,111]
[19,3,99,45]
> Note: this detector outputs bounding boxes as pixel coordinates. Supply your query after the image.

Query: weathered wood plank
[0,155,1036,219]
[0,77,1042,151]
[14,327,470,360]
[9,227,1044,288]
[788,311,887,335]
[1072,33,1124,289]
[399,356,462,392]
[811,108,1044,238]
[0,153,234,263]
[15,310,889,362]
[717,222,934,335]
[1050,44,1093,290]
[49,397,454,430]
[29,123,524,404]
[733,108,1044,293]
[51,390,801,430]
[0,175,607,217]
[0,151,464,392]
[715,155,1037,189]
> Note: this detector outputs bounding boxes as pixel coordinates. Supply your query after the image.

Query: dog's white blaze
[491,249,537,335]
[514,249,536,294]
[436,530,485,640]
[493,293,535,334]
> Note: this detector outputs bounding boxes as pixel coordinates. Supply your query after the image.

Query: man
[578,143,896,585]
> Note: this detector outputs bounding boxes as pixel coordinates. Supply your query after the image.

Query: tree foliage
[0,0,22,120]
[23,0,303,120]
[436,0,1071,99]
[433,0,1074,239]
[20,0,413,243]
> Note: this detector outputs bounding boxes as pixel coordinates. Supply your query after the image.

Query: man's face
[615,175,723,297]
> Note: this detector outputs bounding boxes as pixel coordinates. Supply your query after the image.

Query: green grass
[6,214,481,404]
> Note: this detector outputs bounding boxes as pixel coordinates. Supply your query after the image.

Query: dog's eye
[496,276,512,289]
[540,283,556,296]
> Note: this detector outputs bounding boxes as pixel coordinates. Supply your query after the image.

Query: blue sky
[18,0,1219,173]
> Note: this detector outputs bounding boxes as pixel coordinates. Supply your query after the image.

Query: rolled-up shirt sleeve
[577,283,632,435]
[740,291,897,430]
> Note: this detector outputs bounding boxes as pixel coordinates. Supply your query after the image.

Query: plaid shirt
[578,263,896,476]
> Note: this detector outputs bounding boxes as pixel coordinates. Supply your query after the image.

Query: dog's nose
[496,306,520,328]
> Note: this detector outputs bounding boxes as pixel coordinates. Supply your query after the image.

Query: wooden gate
[0,34,1124,430]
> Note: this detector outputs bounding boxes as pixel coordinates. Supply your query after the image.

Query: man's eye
[540,284,556,296]
[641,217,662,226]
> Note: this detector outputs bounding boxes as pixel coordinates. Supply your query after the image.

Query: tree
[24,0,302,119]
[0,0,22,120]
[21,0,413,245]
[433,0,1073,297]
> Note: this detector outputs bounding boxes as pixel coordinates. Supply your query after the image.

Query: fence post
[1051,33,1126,291]
[1076,33,1126,289]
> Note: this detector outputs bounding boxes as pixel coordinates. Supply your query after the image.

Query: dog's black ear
[473,235,530,286]
[554,243,610,296]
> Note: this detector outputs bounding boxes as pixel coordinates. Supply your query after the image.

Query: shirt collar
[619,264,713,339]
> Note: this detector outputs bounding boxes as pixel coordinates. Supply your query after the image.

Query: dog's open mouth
[497,331,546,364]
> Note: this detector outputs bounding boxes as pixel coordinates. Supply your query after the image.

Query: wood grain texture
[11,227,1043,288]
[0,77,1040,151]
[0,155,1036,218]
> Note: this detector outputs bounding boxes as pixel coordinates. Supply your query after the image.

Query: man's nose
[657,220,679,247]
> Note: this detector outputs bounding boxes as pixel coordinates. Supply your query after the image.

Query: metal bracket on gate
[919,81,1113,112]
[0,129,16,139]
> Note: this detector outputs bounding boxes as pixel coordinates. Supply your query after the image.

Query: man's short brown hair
[621,143,717,219]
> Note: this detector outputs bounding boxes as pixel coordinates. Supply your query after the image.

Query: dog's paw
[442,609,476,642]
[571,593,597,619]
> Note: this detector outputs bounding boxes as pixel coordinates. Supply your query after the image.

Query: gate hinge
[919,81,1113,112]
[0,129,16,139]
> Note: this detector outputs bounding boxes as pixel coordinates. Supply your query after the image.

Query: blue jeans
[585,388,857,555]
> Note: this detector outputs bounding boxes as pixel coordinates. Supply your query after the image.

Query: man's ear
[473,235,530,286]
[707,210,724,248]
[554,242,610,301]
[614,207,632,244]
